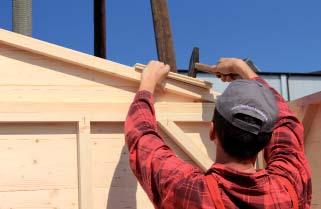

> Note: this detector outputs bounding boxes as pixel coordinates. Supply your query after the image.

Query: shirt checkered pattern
[124,77,311,209]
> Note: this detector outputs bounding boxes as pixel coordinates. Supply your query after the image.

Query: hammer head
[187,47,259,78]
[187,47,199,78]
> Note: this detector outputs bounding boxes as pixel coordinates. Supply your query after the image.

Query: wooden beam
[159,82,217,102]
[158,120,213,171]
[0,29,139,82]
[289,102,319,140]
[77,118,93,209]
[290,91,321,107]
[150,0,177,72]
[0,29,218,102]
[0,102,215,122]
[135,63,212,89]
[0,113,82,122]
[301,104,318,140]
[94,0,106,58]
[289,92,321,149]
[256,151,265,169]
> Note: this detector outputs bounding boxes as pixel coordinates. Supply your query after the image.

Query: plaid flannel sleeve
[254,77,312,208]
[124,90,206,208]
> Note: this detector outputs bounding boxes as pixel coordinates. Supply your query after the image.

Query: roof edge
[0,29,217,102]
[178,70,321,76]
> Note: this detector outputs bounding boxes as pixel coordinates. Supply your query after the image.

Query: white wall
[195,73,321,101]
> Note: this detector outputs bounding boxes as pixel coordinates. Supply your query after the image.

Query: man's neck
[215,151,257,173]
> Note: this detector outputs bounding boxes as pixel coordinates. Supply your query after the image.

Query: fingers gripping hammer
[187,47,259,78]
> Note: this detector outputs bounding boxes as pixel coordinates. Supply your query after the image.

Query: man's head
[210,79,277,161]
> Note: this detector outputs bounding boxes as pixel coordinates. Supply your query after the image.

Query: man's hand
[139,60,170,94]
[211,58,257,82]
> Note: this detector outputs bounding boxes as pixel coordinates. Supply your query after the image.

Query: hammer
[187,47,259,78]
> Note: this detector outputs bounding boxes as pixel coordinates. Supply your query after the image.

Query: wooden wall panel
[0,102,215,123]
[176,122,216,162]
[0,44,135,87]
[0,44,197,103]
[93,187,152,209]
[0,123,79,208]
[91,122,153,209]
[90,122,197,209]
[0,86,192,103]
[0,29,216,208]
[304,105,321,207]
[175,122,266,170]
[0,189,78,209]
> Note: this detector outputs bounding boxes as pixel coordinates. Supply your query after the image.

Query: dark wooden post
[94,0,106,58]
[150,0,177,72]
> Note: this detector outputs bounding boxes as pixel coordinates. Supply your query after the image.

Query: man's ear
[209,122,216,141]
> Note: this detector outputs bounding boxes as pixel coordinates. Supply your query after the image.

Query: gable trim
[0,29,216,102]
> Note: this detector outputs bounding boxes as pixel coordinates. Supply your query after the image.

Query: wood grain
[77,118,93,209]
[150,0,177,72]
[158,120,213,171]
[0,29,218,102]
[290,92,321,206]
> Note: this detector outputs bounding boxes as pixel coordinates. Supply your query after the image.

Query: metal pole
[94,0,106,58]
[12,0,32,36]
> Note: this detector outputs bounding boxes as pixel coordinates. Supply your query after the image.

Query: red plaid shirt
[124,77,311,209]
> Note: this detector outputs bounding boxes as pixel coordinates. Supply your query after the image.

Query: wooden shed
[0,29,218,209]
[0,29,320,209]
[289,93,321,209]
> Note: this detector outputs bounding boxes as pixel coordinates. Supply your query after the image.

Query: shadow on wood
[106,146,137,209]
[289,91,321,208]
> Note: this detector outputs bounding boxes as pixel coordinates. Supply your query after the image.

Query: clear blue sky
[1,0,321,72]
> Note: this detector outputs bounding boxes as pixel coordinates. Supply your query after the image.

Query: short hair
[213,108,272,160]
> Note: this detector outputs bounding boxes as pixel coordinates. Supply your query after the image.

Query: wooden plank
[301,104,319,140]
[290,94,321,205]
[305,140,321,206]
[289,102,319,141]
[290,91,321,107]
[90,122,195,209]
[301,104,321,206]
[150,0,177,72]
[256,151,265,169]
[0,29,218,102]
[0,102,215,122]
[175,122,216,161]
[0,44,136,87]
[77,118,93,209]
[93,187,153,209]
[158,120,213,171]
[0,29,140,82]
[91,126,194,163]
[135,63,212,89]
[0,85,138,103]
[303,105,321,144]
[0,189,78,209]
[0,123,78,191]
[0,85,208,103]
[289,92,321,205]
[0,112,82,122]
[161,81,217,102]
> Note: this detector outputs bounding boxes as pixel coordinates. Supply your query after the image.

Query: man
[125,58,311,208]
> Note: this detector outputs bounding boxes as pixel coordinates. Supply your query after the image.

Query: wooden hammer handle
[195,63,239,78]
[194,63,215,74]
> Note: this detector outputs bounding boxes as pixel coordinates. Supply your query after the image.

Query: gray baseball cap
[215,79,278,135]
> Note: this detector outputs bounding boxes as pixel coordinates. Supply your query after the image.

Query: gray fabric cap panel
[215,80,278,134]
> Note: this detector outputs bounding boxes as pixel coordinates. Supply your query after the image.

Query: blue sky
[1,0,321,72]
